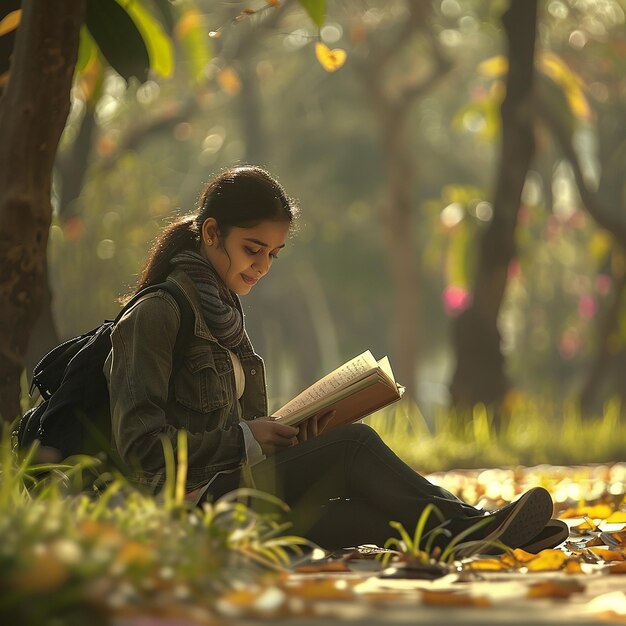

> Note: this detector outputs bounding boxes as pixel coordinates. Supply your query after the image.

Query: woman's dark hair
[130,165,298,296]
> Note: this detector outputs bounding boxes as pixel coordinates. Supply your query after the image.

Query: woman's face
[200,218,290,295]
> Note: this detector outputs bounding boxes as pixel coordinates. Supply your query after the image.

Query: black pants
[246,423,481,549]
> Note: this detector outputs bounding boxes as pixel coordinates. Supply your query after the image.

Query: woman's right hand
[247,418,299,456]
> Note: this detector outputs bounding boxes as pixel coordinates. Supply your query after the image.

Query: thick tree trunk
[0,0,84,421]
[450,0,538,411]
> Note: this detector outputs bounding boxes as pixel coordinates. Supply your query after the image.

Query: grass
[4,393,623,622]
[366,395,626,472]
[381,509,506,567]
[0,426,309,625]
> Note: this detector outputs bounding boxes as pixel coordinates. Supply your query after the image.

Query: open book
[273,350,404,430]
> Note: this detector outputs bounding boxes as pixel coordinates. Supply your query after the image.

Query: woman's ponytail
[123,214,199,302]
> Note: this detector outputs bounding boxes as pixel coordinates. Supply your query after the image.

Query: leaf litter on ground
[231,462,626,621]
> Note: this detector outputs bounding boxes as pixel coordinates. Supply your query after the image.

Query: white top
[228,350,265,467]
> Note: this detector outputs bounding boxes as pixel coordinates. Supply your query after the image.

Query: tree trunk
[450,0,538,412]
[23,264,60,375]
[0,0,84,421]
[351,1,450,401]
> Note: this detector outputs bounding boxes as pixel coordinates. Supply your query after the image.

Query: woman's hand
[247,418,299,456]
[297,409,336,444]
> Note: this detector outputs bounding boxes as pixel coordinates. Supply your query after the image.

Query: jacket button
[250,368,257,375]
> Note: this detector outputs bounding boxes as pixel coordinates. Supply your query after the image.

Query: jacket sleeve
[107,292,244,488]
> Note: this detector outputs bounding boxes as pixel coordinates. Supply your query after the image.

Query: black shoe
[519,519,569,553]
[424,487,554,559]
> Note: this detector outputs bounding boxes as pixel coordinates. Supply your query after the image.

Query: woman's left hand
[297,409,336,443]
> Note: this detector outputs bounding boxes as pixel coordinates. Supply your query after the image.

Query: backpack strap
[157,281,195,377]
[119,281,194,379]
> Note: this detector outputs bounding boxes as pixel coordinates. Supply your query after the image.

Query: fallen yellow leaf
[466,558,507,571]
[572,518,598,533]
[421,590,490,607]
[526,549,568,571]
[315,42,347,72]
[560,504,613,520]
[563,559,584,574]
[588,548,625,562]
[605,512,626,524]
[527,579,585,599]
[512,548,541,562]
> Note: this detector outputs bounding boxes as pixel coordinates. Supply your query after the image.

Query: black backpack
[14,281,194,465]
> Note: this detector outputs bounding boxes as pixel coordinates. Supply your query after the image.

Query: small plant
[381,503,509,570]
[381,503,445,566]
[0,426,309,624]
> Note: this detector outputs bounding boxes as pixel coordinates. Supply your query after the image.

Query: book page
[276,375,382,426]
[274,350,379,418]
[377,356,395,384]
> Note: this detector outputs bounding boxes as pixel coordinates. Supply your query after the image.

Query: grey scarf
[170,250,245,349]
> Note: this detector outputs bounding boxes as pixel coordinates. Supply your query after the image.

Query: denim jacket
[104,268,268,492]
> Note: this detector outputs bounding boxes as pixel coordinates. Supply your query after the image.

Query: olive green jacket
[104,268,268,492]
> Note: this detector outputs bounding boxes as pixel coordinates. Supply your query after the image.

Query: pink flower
[578,295,597,319]
[443,285,471,316]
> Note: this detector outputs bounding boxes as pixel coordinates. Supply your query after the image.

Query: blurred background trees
[2,0,626,433]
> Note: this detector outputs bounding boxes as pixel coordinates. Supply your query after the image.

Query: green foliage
[382,504,445,564]
[366,396,626,472]
[298,0,326,28]
[122,0,174,79]
[44,0,626,422]
[0,427,307,624]
[85,0,150,82]
[382,505,505,566]
[172,3,213,83]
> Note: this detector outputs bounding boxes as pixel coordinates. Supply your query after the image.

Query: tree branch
[538,99,626,249]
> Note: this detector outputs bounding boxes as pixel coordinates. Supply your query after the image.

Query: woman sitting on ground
[105,165,564,555]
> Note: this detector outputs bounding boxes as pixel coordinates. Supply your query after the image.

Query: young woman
[105,165,562,555]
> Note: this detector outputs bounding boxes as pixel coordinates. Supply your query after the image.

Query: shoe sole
[520,519,569,553]
[456,487,553,558]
